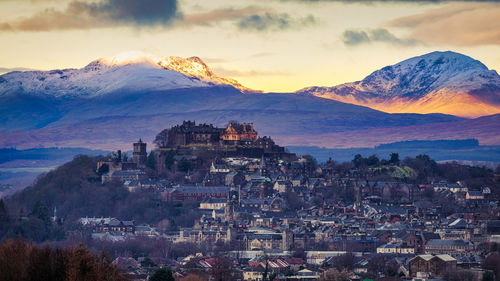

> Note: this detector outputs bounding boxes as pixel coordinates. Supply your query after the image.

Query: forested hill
[1,155,199,242]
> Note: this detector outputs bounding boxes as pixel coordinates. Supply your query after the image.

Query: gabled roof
[449,218,467,228]
[436,254,456,262]
[467,191,483,196]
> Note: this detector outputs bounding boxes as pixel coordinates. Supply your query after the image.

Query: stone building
[221,122,258,142]
[409,254,456,278]
[132,139,147,167]
[165,121,223,147]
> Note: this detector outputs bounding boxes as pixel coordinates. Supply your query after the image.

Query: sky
[0,0,499,92]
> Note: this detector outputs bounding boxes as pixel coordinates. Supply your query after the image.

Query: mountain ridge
[297,51,500,118]
[0,51,498,150]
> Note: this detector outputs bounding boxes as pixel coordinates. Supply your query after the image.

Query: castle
[165,121,223,147]
[221,122,257,142]
[162,121,260,147]
[98,139,148,184]
[156,120,295,161]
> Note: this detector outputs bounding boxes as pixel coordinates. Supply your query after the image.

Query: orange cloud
[389,3,500,46]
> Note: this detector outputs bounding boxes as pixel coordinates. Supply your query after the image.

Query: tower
[133,139,147,167]
[355,183,363,215]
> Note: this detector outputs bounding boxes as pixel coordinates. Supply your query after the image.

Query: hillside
[0,87,462,150]
[298,51,500,118]
[1,51,497,151]
[277,114,500,148]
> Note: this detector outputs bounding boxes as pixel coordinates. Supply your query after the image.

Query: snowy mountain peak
[297,51,500,118]
[157,55,259,93]
[86,52,259,93]
[0,52,260,98]
[158,56,214,79]
[375,51,489,81]
[97,51,160,67]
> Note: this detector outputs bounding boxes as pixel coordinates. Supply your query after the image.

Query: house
[424,239,473,254]
[240,198,269,209]
[165,186,230,201]
[274,181,291,193]
[292,176,304,187]
[135,225,159,237]
[376,242,415,254]
[409,254,456,278]
[210,162,230,173]
[290,268,320,280]
[102,170,146,184]
[93,218,135,234]
[243,267,264,281]
[200,198,227,210]
[466,191,484,200]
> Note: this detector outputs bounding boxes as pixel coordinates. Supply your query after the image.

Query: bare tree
[154,129,170,148]
[210,256,234,281]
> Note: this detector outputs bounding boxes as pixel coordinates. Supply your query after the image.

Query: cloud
[237,13,316,32]
[182,7,265,26]
[342,28,418,46]
[0,0,179,31]
[342,30,370,45]
[183,8,316,33]
[281,0,500,2]
[389,3,500,46]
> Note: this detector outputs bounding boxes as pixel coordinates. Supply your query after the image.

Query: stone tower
[133,139,147,167]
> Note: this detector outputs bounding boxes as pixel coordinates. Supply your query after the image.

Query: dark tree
[150,267,175,281]
[390,153,400,165]
[0,199,8,222]
[366,155,379,166]
[302,155,318,174]
[178,157,192,173]
[210,257,233,281]
[332,253,356,271]
[353,154,363,168]
[165,150,175,171]
[483,252,500,281]
[154,129,170,148]
[443,269,475,281]
[141,257,157,267]
[30,200,50,225]
[97,163,109,176]
[146,151,156,170]
[482,271,495,281]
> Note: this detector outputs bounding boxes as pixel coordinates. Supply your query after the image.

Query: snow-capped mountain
[157,56,258,93]
[0,50,497,150]
[297,51,500,118]
[0,51,256,99]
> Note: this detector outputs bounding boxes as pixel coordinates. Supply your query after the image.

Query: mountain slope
[0,52,488,151]
[297,51,500,118]
[277,114,500,148]
[0,54,210,99]
[157,56,259,93]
